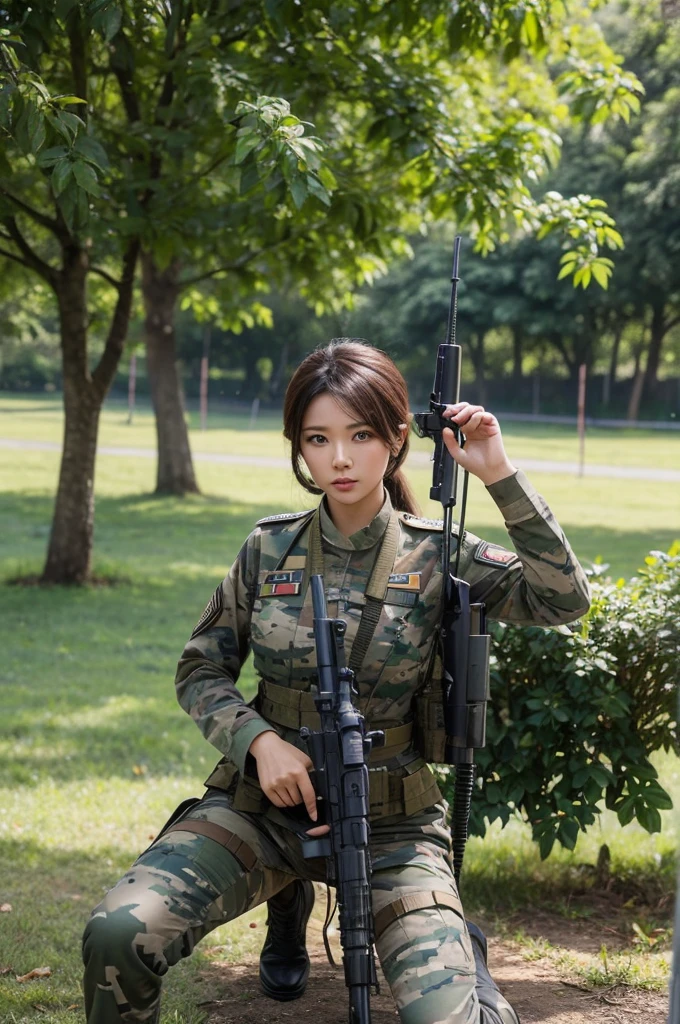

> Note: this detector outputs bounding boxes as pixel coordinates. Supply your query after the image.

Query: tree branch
[0,188,62,235]
[0,245,31,269]
[178,229,314,288]
[92,238,141,396]
[663,312,680,334]
[90,265,122,288]
[3,216,57,287]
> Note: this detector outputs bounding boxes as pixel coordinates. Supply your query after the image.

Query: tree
[0,0,643,581]
[0,2,332,580]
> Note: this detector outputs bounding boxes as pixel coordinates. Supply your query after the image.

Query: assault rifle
[300,574,384,1024]
[413,236,491,885]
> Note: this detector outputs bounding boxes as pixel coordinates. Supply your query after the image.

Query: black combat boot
[259,879,315,1001]
[468,921,520,1024]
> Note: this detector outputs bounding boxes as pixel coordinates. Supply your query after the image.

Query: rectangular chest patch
[387,572,421,591]
[473,541,518,566]
[258,569,303,598]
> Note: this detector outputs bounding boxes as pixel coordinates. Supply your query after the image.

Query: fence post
[127,353,136,425]
[577,363,586,477]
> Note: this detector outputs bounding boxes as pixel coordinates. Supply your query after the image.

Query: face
[300,393,404,522]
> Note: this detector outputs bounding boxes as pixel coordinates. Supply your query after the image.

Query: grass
[0,393,678,1021]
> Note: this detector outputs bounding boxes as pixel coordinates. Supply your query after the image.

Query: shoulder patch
[256,509,314,527]
[397,510,444,531]
[191,584,224,639]
[473,540,519,567]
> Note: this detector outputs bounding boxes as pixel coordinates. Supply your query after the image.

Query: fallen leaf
[0,903,12,912]
[16,967,51,983]
[0,967,12,976]
[32,1004,48,1013]
[66,1004,80,1011]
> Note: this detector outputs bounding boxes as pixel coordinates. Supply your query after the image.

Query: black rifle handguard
[300,574,383,1024]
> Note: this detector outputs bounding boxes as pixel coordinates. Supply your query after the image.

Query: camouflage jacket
[175,469,590,811]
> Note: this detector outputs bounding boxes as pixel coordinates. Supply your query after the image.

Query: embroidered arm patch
[191,584,224,639]
[473,540,519,567]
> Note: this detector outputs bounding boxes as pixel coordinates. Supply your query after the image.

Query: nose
[332,444,352,470]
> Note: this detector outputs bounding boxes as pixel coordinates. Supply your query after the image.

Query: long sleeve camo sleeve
[174,530,275,774]
[459,469,591,626]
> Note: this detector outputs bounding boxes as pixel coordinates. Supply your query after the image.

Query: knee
[82,902,167,980]
[83,906,144,970]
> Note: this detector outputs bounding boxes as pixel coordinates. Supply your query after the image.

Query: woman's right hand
[249,731,321,823]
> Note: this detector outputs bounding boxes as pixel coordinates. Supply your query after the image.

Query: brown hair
[282,338,419,515]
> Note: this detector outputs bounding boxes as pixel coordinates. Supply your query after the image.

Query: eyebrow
[302,421,370,431]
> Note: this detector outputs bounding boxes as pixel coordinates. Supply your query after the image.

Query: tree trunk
[511,328,523,385]
[41,238,139,583]
[627,326,648,423]
[42,247,98,584]
[468,333,486,405]
[605,321,623,407]
[141,251,199,495]
[642,301,666,402]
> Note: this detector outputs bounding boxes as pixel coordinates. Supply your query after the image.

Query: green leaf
[288,176,308,210]
[72,160,101,196]
[635,803,661,834]
[591,262,610,290]
[73,135,109,171]
[234,130,259,166]
[37,145,68,168]
[56,0,81,19]
[52,95,88,107]
[538,830,555,860]
[51,158,73,197]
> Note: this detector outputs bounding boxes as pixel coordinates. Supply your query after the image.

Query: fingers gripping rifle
[300,575,384,1024]
[413,236,491,886]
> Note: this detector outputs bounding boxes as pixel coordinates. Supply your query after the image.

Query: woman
[82,340,590,1024]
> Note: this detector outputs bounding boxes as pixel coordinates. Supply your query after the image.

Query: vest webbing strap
[373,890,461,942]
[258,679,413,759]
[163,820,258,872]
[307,505,401,674]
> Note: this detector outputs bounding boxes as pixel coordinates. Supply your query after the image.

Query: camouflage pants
[82,789,516,1024]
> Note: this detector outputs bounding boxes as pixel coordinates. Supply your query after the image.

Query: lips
[332,478,357,484]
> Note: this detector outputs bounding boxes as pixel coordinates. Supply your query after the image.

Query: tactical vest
[205,505,448,819]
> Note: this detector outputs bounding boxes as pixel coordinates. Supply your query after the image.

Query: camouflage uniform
[83,470,590,1023]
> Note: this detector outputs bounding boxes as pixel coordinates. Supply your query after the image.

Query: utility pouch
[413,652,447,764]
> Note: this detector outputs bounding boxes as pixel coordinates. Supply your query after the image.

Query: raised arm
[442,403,590,626]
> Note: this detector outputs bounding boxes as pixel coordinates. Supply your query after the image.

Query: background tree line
[1,0,676,584]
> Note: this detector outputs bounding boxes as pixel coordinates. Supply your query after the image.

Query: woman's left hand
[441,402,516,486]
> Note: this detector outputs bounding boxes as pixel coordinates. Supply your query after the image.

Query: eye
[304,434,327,445]
[354,430,373,441]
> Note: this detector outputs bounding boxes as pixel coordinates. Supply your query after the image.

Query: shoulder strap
[307,507,401,674]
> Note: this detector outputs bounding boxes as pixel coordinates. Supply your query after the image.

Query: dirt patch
[199,906,669,1024]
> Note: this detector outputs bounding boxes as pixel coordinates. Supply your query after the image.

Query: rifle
[413,236,491,885]
[300,574,384,1024]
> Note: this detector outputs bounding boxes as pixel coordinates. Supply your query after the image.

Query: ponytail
[385,468,419,516]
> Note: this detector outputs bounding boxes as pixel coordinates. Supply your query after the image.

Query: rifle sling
[307,504,401,674]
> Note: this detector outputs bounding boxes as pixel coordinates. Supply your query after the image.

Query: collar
[319,490,393,551]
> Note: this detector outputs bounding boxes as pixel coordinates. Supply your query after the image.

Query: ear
[397,422,409,448]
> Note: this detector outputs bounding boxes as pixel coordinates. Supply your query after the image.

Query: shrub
[435,546,680,858]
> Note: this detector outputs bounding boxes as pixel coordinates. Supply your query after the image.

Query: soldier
[82,340,590,1024]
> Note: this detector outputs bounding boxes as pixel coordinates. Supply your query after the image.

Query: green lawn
[0,393,678,1021]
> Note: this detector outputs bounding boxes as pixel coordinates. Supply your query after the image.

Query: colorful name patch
[473,541,518,566]
[387,572,421,591]
[258,569,303,598]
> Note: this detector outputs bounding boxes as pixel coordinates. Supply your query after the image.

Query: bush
[435,546,680,858]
